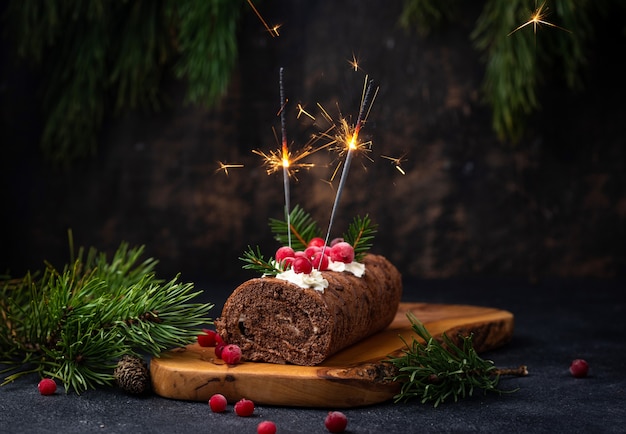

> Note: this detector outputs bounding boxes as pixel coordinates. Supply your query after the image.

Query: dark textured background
[1,0,625,282]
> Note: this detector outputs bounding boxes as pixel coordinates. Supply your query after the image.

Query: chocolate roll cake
[215,254,402,365]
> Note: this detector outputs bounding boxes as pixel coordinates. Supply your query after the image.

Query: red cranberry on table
[208,393,228,413]
[257,420,277,434]
[234,398,255,417]
[324,411,348,433]
[197,329,217,347]
[569,359,589,378]
[221,344,242,365]
[38,378,57,395]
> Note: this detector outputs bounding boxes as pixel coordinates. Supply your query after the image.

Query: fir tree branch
[269,204,322,251]
[3,0,242,164]
[0,241,213,394]
[343,214,377,262]
[239,245,283,277]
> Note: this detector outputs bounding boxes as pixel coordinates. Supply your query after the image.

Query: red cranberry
[275,246,295,263]
[324,411,348,433]
[292,256,313,274]
[257,421,277,434]
[208,393,227,412]
[221,344,242,365]
[329,242,354,263]
[570,359,589,378]
[215,343,226,359]
[234,398,255,417]
[197,329,217,347]
[304,245,322,259]
[311,251,330,270]
[307,237,325,248]
[38,378,57,396]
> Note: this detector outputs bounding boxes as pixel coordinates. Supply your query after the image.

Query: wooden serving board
[150,302,513,408]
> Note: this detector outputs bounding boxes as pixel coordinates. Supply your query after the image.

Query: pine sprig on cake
[242,205,376,277]
[343,214,377,262]
[239,245,284,276]
[269,204,321,251]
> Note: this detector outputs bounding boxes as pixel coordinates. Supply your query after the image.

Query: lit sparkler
[278,68,292,246]
[318,76,379,248]
[253,69,335,244]
[246,0,281,37]
[508,0,571,37]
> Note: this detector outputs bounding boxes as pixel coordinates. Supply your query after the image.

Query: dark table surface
[1,277,625,433]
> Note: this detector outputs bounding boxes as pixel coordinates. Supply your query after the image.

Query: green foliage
[390,313,508,406]
[400,0,611,142]
[243,205,377,275]
[0,240,213,394]
[269,204,323,252]
[399,0,458,36]
[240,245,283,277]
[4,0,242,164]
[343,214,378,262]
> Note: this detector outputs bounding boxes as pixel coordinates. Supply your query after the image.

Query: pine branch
[0,241,213,394]
[401,0,600,142]
[4,0,242,164]
[343,214,377,262]
[239,245,283,277]
[269,204,322,251]
[389,313,525,406]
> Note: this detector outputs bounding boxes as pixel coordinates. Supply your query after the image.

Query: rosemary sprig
[0,240,213,394]
[390,313,526,407]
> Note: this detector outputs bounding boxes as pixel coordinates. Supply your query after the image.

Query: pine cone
[114,355,150,395]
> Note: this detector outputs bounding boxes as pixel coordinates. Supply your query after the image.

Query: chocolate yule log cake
[215,253,402,366]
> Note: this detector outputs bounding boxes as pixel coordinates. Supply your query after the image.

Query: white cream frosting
[276,268,329,292]
[274,259,365,292]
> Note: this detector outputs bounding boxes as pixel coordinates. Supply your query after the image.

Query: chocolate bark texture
[215,254,402,365]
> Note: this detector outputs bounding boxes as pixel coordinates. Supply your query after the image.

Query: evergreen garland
[3,0,242,164]
[0,238,213,394]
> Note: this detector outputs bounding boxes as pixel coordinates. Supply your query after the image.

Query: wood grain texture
[150,302,514,407]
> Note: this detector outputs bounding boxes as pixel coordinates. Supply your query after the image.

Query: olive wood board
[150,302,514,408]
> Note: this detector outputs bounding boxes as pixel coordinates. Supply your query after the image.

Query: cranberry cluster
[197,329,242,365]
[275,237,355,274]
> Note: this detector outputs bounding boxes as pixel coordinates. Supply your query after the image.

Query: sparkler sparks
[347,53,362,72]
[508,1,571,36]
[215,161,244,176]
[381,154,408,175]
[246,0,281,37]
[252,140,318,177]
[296,103,315,120]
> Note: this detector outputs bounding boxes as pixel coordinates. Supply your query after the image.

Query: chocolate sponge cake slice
[215,254,402,365]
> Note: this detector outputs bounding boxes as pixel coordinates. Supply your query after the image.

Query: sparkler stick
[322,77,377,249]
[278,67,292,247]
